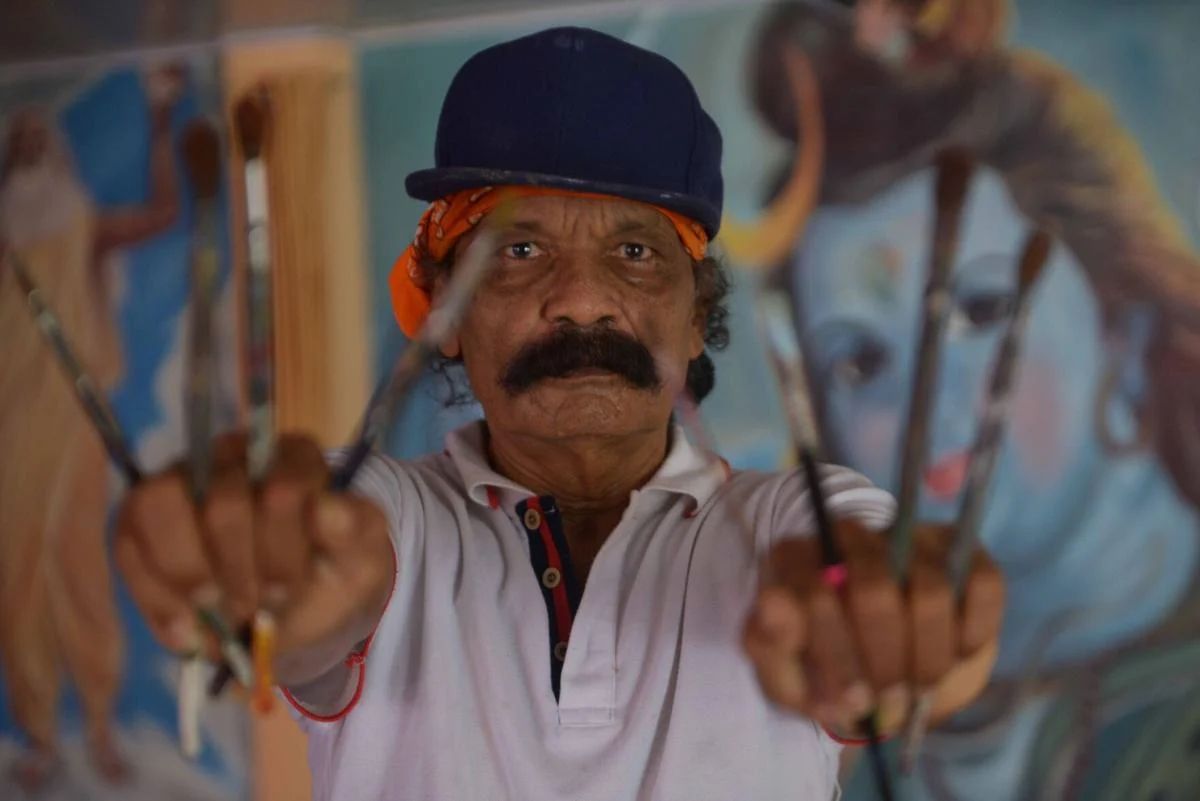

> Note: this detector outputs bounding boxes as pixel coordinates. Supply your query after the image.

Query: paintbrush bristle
[182,121,222,201]
[1018,229,1052,291]
[234,91,268,161]
[935,147,975,211]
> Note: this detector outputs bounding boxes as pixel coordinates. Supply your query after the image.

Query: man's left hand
[741,520,1005,738]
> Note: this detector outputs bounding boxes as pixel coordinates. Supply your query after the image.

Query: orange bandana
[388,186,709,338]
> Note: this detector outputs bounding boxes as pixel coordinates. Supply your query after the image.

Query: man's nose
[541,255,621,329]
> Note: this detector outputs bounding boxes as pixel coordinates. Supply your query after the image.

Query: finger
[805,582,872,730]
[840,520,906,692]
[211,430,248,470]
[256,434,327,602]
[959,550,1005,656]
[742,585,809,711]
[908,531,956,689]
[113,528,194,653]
[201,460,258,624]
[125,472,214,598]
[309,493,390,567]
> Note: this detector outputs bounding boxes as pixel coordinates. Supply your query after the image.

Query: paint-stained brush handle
[7,252,143,484]
[900,227,1051,775]
[890,148,976,579]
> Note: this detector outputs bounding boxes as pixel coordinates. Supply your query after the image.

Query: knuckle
[910,585,953,627]
[261,479,305,517]
[849,576,898,618]
[203,489,251,535]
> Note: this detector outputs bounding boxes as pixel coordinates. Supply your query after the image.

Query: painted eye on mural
[810,322,892,388]
[950,289,1014,334]
[833,338,890,386]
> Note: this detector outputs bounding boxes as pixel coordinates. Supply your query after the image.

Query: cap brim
[405,166,720,238]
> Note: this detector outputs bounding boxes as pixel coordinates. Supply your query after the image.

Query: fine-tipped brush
[329,222,503,491]
[180,119,254,756]
[889,148,975,579]
[757,288,895,801]
[235,90,276,484]
[8,254,142,484]
[899,228,1052,773]
[236,90,279,712]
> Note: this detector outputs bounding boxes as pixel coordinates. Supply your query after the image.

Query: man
[114,28,1003,799]
[0,67,183,788]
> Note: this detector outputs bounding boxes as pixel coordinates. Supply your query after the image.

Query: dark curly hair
[422,254,733,406]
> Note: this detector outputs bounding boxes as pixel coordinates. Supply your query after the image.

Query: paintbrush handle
[890,152,975,579]
[947,231,1049,596]
[244,155,275,482]
[10,254,143,484]
[329,343,429,491]
[947,297,1031,594]
[187,203,220,501]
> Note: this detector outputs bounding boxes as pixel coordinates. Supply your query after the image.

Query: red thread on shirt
[281,531,398,723]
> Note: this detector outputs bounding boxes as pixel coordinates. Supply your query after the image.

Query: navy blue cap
[405,27,724,237]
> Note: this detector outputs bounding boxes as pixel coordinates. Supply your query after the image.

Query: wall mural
[361,1,1200,798]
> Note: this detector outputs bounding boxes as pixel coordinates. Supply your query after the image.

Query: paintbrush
[229,90,279,711]
[329,224,502,491]
[756,288,895,801]
[180,119,255,754]
[8,254,143,484]
[899,228,1052,773]
[889,148,975,579]
[235,90,276,484]
[182,120,222,502]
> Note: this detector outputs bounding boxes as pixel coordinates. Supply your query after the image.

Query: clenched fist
[114,433,394,687]
[742,520,1005,737]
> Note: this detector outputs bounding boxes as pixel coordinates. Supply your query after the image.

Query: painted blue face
[790,168,1107,583]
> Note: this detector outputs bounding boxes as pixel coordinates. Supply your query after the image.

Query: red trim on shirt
[485,486,500,510]
[821,726,893,747]
[527,497,574,646]
[281,533,398,723]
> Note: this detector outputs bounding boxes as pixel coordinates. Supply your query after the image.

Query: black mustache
[500,327,662,395]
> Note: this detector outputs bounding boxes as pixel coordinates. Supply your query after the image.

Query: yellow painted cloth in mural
[0,208,124,750]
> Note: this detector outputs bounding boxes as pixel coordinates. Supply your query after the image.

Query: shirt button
[523,508,541,530]
[541,567,561,589]
[553,641,568,662]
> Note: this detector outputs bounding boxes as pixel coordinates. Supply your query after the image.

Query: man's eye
[619,243,651,261]
[504,242,540,260]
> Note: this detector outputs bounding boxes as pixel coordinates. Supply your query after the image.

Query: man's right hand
[114,432,394,688]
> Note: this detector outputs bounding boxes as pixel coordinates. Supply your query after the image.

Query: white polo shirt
[286,421,895,801]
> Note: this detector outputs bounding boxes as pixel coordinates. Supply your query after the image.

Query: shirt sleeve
[281,451,420,723]
[768,462,896,542]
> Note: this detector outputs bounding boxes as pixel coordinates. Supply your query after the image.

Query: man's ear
[689,314,706,361]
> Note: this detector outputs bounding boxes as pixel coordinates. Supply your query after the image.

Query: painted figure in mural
[741,1,1200,797]
[0,66,184,789]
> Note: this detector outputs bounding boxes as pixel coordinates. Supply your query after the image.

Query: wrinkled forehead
[490,193,680,241]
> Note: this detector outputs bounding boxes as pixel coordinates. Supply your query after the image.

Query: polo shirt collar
[445,420,729,512]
